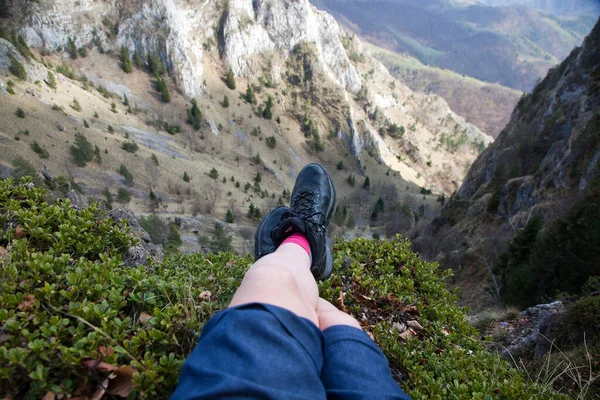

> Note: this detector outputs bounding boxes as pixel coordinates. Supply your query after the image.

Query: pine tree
[225,68,236,89]
[222,95,229,108]
[262,96,273,120]
[121,46,133,73]
[156,75,171,103]
[123,94,129,106]
[245,85,255,104]
[46,71,57,89]
[363,176,370,190]
[210,223,233,252]
[67,37,78,59]
[226,209,234,223]
[9,56,26,80]
[187,99,202,130]
[70,133,94,167]
[183,172,190,182]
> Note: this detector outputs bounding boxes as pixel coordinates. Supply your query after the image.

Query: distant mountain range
[479,0,600,17]
[311,0,598,91]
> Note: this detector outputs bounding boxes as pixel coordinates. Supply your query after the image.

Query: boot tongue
[271,217,307,246]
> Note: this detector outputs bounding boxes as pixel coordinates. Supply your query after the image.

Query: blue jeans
[171,303,411,399]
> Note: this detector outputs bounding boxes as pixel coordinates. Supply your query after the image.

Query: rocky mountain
[424,17,600,310]
[0,0,491,253]
[479,0,600,17]
[311,0,595,92]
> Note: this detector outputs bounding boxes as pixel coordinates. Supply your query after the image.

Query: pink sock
[281,233,312,258]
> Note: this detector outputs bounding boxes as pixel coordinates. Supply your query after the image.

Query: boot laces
[290,190,325,228]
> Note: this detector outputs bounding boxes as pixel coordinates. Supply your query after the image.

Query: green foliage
[0,181,568,398]
[9,56,26,80]
[388,123,405,138]
[200,223,233,253]
[46,71,57,89]
[251,153,262,165]
[371,196,385,221]
[209,168,218,180]
[147,52,166,76]
[254,172,262,184]
[121,46,133,73]
[94,145,102,164]
[123,94,129,106]
[107,125,114,133]
[263,96,273,119]
[266,136,276,149]
[183,172,190,183]
[70,133,94,167]
[102,187,113,209]
[247,203,261,220]
[111,102,117,113]
[337,161,344,170]
[10,157,41,186]
[572,295,600,334]
[121,141,139,154]
[133,50,145,69]
[30,141,49,159]
[93,111,99,119]
[118,164,134,187]
[245,85,256,104]
[164,122,181,135]
[225,209,234,223]
[222,95,229,108]
[116,187,131,203]
[363,176,370,190]
[420,187,432,195]
[77,46,88,58]
[225,68,236,90]
[71,98,82,112]
[67,37,78,59]
[15,107,25,118]
[347,174,356,187]
[151,154,159,166]
[187,99,202,130]
[156,75,171,103]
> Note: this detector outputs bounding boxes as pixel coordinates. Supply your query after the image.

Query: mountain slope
[0,0,491,254]
[480,0,600,17]
[424,17,600,310]
[311,0,595,91]
[365,42,522,138]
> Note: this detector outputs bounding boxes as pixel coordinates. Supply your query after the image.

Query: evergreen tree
[222,95,229,108]
[245,85,256,104]
[363,176,370,190]
[67,37,78,59]
[70,133,94,167]
[9,56,26,80]
[121,46,133,73]
[148,51,166,76]
[119,164,134,187]
[225,68,236,89]
[187,99,202,130]
[156,75,171,103]
[46,71,57,89]
[226,209,234,223]
[183,172,190,182]
[262,96,273,120]
[209,223,233,253]
[123,94,129,106]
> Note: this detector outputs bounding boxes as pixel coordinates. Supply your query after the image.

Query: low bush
[0,180,568,398]
[116,187,131,203]
[121,141,139,154]
[15,107,25,118]
[70,133,94,167]
[30,141,49,159]
[119,164,134,187]
[9,56,26,80]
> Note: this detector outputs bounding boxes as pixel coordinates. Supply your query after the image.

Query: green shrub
[123,94,129,106]
[363,176,370,190]
[156,75,171,103]
[97,85,111,98]
[226,209,234,223]
[107,125,114,133]
[71,98,82,112]
[164,122,181,135]
[102,187,113,209]
[46,71,57,89]
[83,119,89,128]
[151,154,159,166]
[147,52,166,76]
[183,172,190,182]
[77,46,88,58]
[121,141,139,154]
[121,46,133,73]
[9,56,26,80]
[225,68,236,90]
[116,187,131,203]
[201,223,233,253]
[245,85,256,104]
[70,133,94,167]
[93,111,99,119]
[56,63,75,80]
[0,180,568,399]
[94,145,102,164]
[111,102,117,113]
[337,161,344,170]
[118,164,134,187]
[187,99,202,130]
[30,141,49,159]
[222,95,229,108]
[347,174,355,187]
[15,107,25,118]
[10,157,41,186]
[209,168,218,179]
[262,96,273,120]
[266,136,276,149]
[67,37,78,59]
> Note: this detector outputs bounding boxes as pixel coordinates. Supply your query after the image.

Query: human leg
[316,298,412,400]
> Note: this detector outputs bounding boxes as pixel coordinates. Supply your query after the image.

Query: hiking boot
[254,206,290,261]
[272,163,336,280]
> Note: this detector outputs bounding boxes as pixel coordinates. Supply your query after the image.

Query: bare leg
[316,298,362,331]
[229,243,319,326]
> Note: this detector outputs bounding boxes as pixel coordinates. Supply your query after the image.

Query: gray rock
[108,208,163,267]
[65,190,88,209]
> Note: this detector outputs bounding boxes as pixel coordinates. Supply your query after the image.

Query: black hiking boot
[272,163,336,280]
[254,206,290,261]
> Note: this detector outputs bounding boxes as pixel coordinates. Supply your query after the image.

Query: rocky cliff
[2,0,491,196]
[427,17,600,310]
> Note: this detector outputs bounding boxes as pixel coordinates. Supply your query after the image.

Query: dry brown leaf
[336,291,347,312]
[14,225,25,239]
[138,312,152,324]
[99,346,115,357]
[406,320,424,331]
[17,294,37,310]
[199,290,212,301]
[107,365,136,397]
[81,358,119,372]
[399,330,413,341]
[402,306,419,315]
[225,261,235,268]
[0,246,8,258]
[41,391,56,400]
